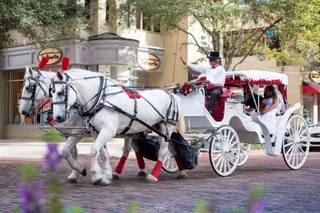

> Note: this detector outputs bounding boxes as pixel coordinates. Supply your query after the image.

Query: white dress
[260,98,277,135]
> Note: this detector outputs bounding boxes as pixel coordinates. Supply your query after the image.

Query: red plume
[38,56,49,70]
[61,56,70,71]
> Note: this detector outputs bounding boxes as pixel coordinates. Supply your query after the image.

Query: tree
[0,0,89,48]
[119,0,320,70]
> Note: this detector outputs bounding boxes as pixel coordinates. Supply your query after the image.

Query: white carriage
[173,70,310,176]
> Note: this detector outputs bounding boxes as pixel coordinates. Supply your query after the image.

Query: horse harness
[53,75,179,141]
[20,75,48,112]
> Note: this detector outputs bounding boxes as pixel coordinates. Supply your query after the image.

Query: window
[135,13,161,33]
[5,70,50,125]
[5,71,24,124]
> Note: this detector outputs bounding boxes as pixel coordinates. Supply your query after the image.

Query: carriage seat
[206,88,231,121]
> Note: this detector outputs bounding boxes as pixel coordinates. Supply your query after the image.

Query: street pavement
[0,141,319,213]
[0,138,133,159]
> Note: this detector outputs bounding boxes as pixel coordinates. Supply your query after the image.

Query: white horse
[19,67,92,182]
[19,67,184,184]
[51,70,186,185]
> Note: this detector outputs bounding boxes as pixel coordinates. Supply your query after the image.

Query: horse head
[19,66,50,117]
[51,71,77,123]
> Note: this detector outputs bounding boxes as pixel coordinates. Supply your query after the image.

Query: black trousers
[207,87,223,113]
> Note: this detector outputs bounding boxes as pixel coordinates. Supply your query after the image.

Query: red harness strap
[121,86,142,99]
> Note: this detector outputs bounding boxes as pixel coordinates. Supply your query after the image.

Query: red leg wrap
[135,152,145,169]
[174,155,186,171]
[114,156,127,174]
[150,160,163,178]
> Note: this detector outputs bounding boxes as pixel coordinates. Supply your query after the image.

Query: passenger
[243,84,262,111]
[261,86,279,115]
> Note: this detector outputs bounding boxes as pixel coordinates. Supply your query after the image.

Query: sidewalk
[0,138,136,159]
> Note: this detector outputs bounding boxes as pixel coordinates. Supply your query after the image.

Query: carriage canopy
[225,70,288,86]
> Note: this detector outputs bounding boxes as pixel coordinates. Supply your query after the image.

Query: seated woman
[260,86,279,135]
[260,86,279,115]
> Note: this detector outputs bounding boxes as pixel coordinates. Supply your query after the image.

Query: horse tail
[172,95,186,135]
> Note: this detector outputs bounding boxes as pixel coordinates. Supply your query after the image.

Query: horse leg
[62,136,86,183]
[98,144,113,180]
[112,137,132,180]
[145,124,170,182]
[131,139,147,178]
[91,128,114,186]
[169,142,188,179]
[66,145,81,183]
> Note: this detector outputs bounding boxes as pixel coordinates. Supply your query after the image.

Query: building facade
[0,0,318,139]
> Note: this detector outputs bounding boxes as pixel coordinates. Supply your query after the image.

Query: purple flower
[19,180,42,213]
[43,143,61,172]
[250,196,268,213]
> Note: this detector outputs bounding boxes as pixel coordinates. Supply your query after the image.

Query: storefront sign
[38,48,63,65]
[138,53,160,71]
[309,71,320,84]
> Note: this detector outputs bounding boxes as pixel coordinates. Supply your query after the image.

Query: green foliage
[65,207,85,213]
[128,201,140,213]
[250,185,267,201]
[0,0,89,48]
[41,129,65,142]
[120,0,320,70]
[193,200,209,213]
[19,163,38,181]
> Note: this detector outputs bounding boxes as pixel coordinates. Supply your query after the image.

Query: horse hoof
[93,179,109,186]
[145,174,158,183]
[112,173,120,180]
[81,168,87,176]
[66,178,78,184]
[137,170,147,178]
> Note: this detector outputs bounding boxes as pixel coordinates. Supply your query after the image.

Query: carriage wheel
[282,114,310,170]
[238,143,251,167]
[209,125,240,177]
[162,150,178,173]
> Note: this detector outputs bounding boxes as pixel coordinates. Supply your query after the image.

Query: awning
[303,81,320,95]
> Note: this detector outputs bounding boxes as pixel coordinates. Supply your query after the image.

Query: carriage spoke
[284,141,295,148]
[298,127,306,137]
[287,146,296,163]
[299,137,309,142]
[285,144,295,156]
[298,145,306,155]
[213,153,223,164]
[228,135,235,145]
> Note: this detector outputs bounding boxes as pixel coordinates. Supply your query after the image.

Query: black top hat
[207,51,221,60]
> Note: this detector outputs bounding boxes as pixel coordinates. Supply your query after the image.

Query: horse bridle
[20,75,48,113]
[50,74,79,118]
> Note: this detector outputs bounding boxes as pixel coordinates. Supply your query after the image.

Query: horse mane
[67,69,104,78]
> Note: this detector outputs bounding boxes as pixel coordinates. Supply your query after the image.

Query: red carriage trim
[121,86,142,99]
[38,56,49,70]
[225,76,283,86]
[61,56,70,71]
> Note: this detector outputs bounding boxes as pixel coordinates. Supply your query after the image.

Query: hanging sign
[138,53,160,71]
[309,71,320,84]
[38,48,63,65]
